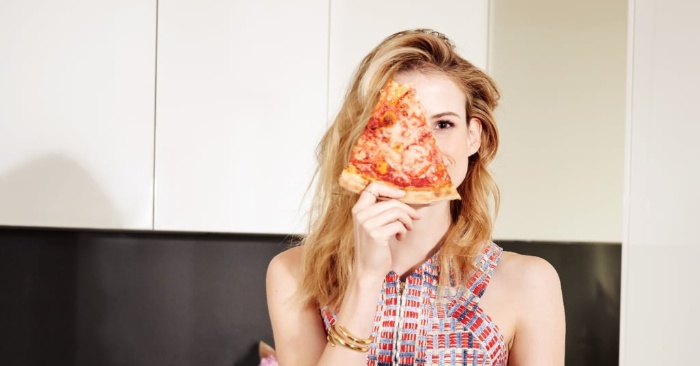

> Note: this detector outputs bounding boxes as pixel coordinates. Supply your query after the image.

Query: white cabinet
[327,0,489,120]
[0,0,156,229]
[154,0,330,234]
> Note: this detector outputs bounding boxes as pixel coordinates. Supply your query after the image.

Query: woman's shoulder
[498,250,560,281]
[266,245,304,288]
[496,250,562,301]
[270,245,304,267]
[493,250,566,363]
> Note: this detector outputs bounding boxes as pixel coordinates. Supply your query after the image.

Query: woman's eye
[435,120,455,129]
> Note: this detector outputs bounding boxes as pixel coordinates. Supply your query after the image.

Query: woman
[266,29,565,366]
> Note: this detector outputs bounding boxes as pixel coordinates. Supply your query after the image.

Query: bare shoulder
[496,251,566,365]
[268,245,303,272]
[266,245,306,321]
[495,251,564,317]
[267,245,329,365]
[266,245,304,287]
[497,251,561,294]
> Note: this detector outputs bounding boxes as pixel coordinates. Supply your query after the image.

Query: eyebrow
[430,111,464,120]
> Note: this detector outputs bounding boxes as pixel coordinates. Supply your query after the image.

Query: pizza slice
[338,79,461,204]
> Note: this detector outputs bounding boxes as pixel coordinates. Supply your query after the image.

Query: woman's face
[393,70,482,188]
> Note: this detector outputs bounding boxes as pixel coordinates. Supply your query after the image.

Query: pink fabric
[259,355,278,366]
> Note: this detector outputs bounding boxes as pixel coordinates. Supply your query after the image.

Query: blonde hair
[298,29,501,310]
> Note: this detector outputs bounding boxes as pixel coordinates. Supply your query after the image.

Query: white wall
[489,0,628,242]
[620,0,700,364]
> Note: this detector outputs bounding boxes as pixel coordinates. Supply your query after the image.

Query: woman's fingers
[354,182,406,211]
[351,182,421,275]
[366,181,405,199]
[360,206,417,234]
[352,182,422,246]
[371,221,408,243]
[355,199,421,223]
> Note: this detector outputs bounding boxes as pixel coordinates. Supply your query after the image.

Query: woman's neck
[388,201,451,277]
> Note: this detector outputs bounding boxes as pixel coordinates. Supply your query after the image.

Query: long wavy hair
[298,29,501,310]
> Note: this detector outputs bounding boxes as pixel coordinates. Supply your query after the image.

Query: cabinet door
[155,0,329,234]
[0,0,156,229]
[327,0,489,120]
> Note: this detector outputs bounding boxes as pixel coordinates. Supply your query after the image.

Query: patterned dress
[321,242,508,366]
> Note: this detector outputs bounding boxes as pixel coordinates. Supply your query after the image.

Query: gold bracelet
[327,325,369,352]
[335,324,372,345]
[332,327,369,352]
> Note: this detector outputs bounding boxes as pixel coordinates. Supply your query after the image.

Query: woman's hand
[267,182,422,366]
[351,182,421,279]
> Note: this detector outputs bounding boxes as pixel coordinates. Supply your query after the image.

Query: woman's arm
[266,246,385,366]
[266,247,328,365]
[267,183,419,366]
[507,255,566,366]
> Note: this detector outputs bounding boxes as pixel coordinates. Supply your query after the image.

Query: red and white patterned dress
[321,242,508,366]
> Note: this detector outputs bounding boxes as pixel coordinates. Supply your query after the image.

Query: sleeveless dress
[320,242,508,366]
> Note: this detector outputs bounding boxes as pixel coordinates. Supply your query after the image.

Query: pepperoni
[382,111,397,127]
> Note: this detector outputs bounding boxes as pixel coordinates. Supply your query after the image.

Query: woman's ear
[467,117,482,156]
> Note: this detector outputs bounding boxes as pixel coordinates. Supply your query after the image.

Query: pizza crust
[339,169,460,205]
[338,168,370,195]
[401,186,460,205]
